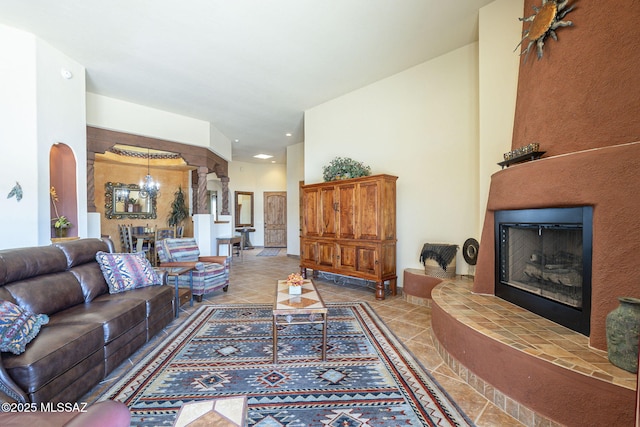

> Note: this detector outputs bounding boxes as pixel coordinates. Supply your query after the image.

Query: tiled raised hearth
[432,278,636,426]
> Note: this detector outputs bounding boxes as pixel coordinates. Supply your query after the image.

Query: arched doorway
[49,143,78,239]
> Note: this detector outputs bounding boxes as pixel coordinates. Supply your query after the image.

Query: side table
[155,266,195,318]
[235,227,255,249]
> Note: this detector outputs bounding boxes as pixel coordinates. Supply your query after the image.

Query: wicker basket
[423,258,456,279]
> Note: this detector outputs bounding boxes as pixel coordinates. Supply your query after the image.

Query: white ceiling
[0,0,495,163]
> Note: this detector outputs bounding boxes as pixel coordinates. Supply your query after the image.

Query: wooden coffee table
[272,279,327,363]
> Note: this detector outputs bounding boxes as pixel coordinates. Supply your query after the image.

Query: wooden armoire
[300,174,397,300]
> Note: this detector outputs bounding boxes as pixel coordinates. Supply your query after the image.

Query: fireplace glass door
[499,224,583,308]
[495,207,592,335]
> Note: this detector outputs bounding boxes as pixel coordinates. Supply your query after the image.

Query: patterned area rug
[98,303,474,426]
[256,248,282,256]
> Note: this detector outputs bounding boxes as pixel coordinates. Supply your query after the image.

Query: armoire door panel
[319,186,337,237]
[356,245,378,276]
[336,244,356,271]
[317,241,335,267]
[302,188,320,237]
[300,240,317,264]
[337,184,356,239]
[357,181,380,240]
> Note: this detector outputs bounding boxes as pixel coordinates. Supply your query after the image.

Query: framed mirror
[234,191,254,227]
[105,182,157,219]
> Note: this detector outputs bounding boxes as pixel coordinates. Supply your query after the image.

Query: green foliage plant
[167,186,189,227]
[322,157,371,182]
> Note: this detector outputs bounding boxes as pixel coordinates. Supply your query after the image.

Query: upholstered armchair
[156,238,229,301]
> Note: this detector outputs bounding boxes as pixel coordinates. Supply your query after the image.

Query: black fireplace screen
[495,207,592,335]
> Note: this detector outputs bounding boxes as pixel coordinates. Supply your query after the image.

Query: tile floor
[83,248,524,426]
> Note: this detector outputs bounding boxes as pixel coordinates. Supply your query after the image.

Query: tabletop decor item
[50,186,72,237]
[322,157,371,182]
[286,272,304,294]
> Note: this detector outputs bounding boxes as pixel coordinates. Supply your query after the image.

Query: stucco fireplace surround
[432,142,639,426]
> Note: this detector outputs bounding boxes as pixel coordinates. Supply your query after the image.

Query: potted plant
[322,157,371,182]
[167,186,189,228]
[50,186,73,237]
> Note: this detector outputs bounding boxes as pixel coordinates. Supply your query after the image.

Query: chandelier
[139,149,160,199]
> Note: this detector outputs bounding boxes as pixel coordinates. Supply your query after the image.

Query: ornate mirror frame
[105,182,157,219]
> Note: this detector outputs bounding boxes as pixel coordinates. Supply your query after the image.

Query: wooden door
[264,191,287,247]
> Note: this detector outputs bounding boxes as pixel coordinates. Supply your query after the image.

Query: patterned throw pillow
[96,251,162,294]
[0,300,49,355]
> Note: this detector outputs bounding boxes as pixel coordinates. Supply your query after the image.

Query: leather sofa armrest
[0,354,27,403]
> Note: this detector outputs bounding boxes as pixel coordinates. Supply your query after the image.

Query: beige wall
[224,161,287,247]
[0,24,87,249]
[305,44,480,280]
[478,0,523,233]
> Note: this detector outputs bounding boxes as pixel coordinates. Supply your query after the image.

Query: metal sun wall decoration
[516,0,574,62]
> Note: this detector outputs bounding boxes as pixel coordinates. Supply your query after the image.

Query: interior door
[264,191,287,247]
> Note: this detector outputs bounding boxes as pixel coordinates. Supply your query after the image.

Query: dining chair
[119,224,134,253]
[134,226,154,263]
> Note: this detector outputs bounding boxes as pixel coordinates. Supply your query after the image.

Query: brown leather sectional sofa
[0,238,175,404]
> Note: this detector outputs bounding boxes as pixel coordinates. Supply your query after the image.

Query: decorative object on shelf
[50,186,72,237]
[168,186,188,227]
[498,143,546,169]
[606,296,640,373]
[462,238,479,266]
[420,243,458,279]
[322,157,371,182]
[516,0,574,62]
[139,148,160,199]
[6,182,22,202]
[286,272,304,294]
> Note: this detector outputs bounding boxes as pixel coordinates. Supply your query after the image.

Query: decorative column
[87,157,96,212]
[221,176,230,215]
[197,166,209,214]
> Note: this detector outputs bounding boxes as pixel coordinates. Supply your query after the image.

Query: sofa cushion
[4,271,86,316]
[96,252,161,294]
[54,238,110,269]
[98,285,174,317]
[48,299,147,344]
[157,238,200,263]
[69,263,110,302]
[0,301,49,355]
[0,246,67,286]
[3,322,104,395]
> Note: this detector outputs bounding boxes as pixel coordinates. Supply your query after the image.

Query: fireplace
[495,207,592,335]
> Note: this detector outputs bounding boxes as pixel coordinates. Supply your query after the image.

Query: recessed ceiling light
[234,139,239,143]
[253,154,273,160]
[285,133,292,137]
